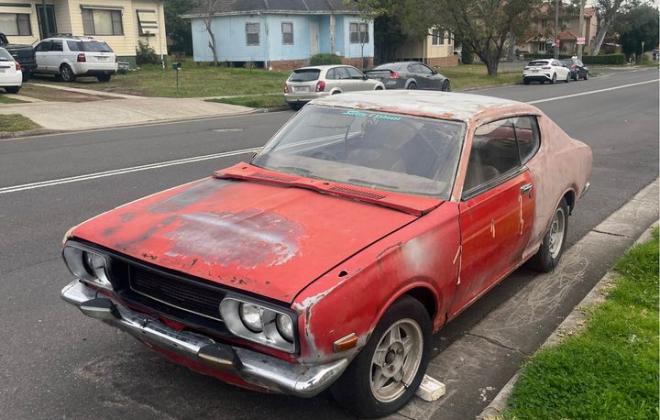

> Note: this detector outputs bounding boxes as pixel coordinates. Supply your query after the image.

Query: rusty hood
[69,175,431,303]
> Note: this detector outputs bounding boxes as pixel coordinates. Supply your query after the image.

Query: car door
[450,117,536,313]
[48,40,64,72]
[412,63,434,89]
[34,40,51,72]
[553,60,568,79]
[332,67,351,92]
[344,66,368,91]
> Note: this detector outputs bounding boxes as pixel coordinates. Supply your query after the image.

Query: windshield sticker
[342,110,401,121]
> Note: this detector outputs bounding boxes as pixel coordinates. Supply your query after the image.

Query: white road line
[1,77,657,195]
[527,79,659,104]
[0,147,261,195]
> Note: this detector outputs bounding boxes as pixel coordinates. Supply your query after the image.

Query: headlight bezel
[220,295,299,353]
[62,242,113,290]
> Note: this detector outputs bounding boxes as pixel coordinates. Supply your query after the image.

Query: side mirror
[363,74,368,80]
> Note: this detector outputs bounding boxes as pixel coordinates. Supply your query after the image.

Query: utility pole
[554,0,560,59]
[577,0,585,60]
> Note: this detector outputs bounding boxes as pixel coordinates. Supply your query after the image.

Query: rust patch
[150,179,231,214]
[165,209,303,268]
[114,215,178,251]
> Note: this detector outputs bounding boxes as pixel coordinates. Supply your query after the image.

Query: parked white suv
[34,36,118,82]
[522,59,570,85]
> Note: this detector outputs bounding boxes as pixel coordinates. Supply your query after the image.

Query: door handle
[520,183,534,195]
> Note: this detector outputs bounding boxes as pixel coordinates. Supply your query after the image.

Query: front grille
[128,265,225,321]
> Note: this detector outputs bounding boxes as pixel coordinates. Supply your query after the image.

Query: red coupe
[61,91,592,417]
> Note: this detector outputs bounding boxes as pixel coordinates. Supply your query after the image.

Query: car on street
[0,47,23,94]
[0,33,36,81]
[60,90,592,417]
[560,57,589,81]
[523,58,571,84]
[33,36,118,82]
[284,65,384,110]
[365,61,451,91]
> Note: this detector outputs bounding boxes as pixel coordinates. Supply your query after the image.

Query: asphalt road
[0,67,657,420]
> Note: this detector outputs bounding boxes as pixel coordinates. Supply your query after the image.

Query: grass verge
[208,94,287,109]
[0,114,40,133]
[436,64,522,90]
[0,95,26,104]
[505,228,659,419]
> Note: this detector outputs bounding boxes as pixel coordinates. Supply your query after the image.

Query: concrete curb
[476,187,659,420]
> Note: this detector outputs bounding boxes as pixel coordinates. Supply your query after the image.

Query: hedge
[524,53,626,65]
[310,53,342,65]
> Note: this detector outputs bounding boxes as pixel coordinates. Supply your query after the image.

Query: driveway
[0,68,657,420]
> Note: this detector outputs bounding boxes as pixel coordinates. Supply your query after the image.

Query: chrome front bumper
[61,280,348,397]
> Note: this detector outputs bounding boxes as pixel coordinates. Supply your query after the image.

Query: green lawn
[0,95,26,104]
[435,64,522,90]
[58,58,290,98]
[0,114,40,133]
[505,229,659,420]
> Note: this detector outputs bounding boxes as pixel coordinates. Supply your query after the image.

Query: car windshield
[528,60,550,66]
[252,105,465,198]
[0,48,12,61]
[289,69,320,82]
[67,41,113,52]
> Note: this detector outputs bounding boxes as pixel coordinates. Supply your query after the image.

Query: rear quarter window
[289,69,320,82]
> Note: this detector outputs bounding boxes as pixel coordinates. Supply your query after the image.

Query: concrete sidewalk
[0,96,253,131]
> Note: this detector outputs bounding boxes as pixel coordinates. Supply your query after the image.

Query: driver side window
[463,118,521,193]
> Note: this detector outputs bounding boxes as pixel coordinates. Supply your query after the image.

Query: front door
[310,21,320,56]
[450,117,535,314]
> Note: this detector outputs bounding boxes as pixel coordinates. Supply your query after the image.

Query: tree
[164,0,196,55]
[200,0,220,66]
[617,4,659,62]
[591,0,629,55]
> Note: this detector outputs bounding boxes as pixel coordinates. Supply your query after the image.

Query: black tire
[60,64,76,82]
[550,73,556,84]
[21,71,31,82]
[97,74,112,82]
[441,79,451,91]
[572,73,578,81]
[5,86,21,94]
[583,72,588,80]
[375,86,384,91]
[288,102,303,111]
[527,198,569,272]
[523,78,530,85]
[565,73,570,83]
[406,82,417,90]
[331,295,432,418]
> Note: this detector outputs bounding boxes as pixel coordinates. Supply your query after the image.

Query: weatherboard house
[182,0,374,70]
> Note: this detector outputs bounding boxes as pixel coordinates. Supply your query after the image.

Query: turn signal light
[315,80,326,92]
[333,333,358,353]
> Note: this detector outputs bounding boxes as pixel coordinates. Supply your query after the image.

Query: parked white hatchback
[522,59,570,85]
[34,36,117,83]
[0,47,22,93]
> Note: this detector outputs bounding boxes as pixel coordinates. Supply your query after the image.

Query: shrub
[136,41,160,65]
[581,54,626,65]
[310,53,342,65]
[461,46,474,64]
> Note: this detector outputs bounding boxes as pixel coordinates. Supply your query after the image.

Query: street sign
[577,37,586,45]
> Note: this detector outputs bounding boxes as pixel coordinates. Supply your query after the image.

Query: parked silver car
[284,65,384,110]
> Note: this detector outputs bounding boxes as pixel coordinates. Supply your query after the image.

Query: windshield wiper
[348,178,399,190]
[272,166,315,178]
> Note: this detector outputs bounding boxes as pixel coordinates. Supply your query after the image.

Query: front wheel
[406,82,417,90]
[527,198,569,272]
[97,74,112,82]
[441,79,451,91]
[550,73,556,84]
[331,296,431,418]
[5,86,21,94]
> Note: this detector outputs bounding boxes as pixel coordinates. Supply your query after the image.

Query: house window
[432,28,441,45]
[281,22,293,45]
[246,22,260,46]
[538,41,546,52]
[349,22,369,44]
[137,10,158,36]
[82,8,123,35]
[0,13,31,36]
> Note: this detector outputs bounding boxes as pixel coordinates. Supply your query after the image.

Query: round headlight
[239,303,263,333]
[276,314,294,342]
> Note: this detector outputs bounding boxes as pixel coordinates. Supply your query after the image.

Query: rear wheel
[550,73,556,84]
[527,198,569,272]
[5,86,21,94]
[406,82,417,90]
[441,79,451,91]
[97,74,112,82]
[583,72,588,80]
[59,64,76,82]
[523,78,530,85]
[331,295,431,418]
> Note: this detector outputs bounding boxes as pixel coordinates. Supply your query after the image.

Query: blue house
[182,0,374,70]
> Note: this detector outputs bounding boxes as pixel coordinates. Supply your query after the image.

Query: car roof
[310,91,539,123]
[294,65,354,71]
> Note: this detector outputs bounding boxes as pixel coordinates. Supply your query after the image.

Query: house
[182,0,375,70]
[522,3,598,55]
[391,28,458,67]
[0,0,167,66]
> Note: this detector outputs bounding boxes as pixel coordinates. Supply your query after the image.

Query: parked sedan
[366,61,451,91]
[561,57,589,81]
[0,47,22,94]
[523,58,571,84]
[284,65,384,110]
[60,91,591,417]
